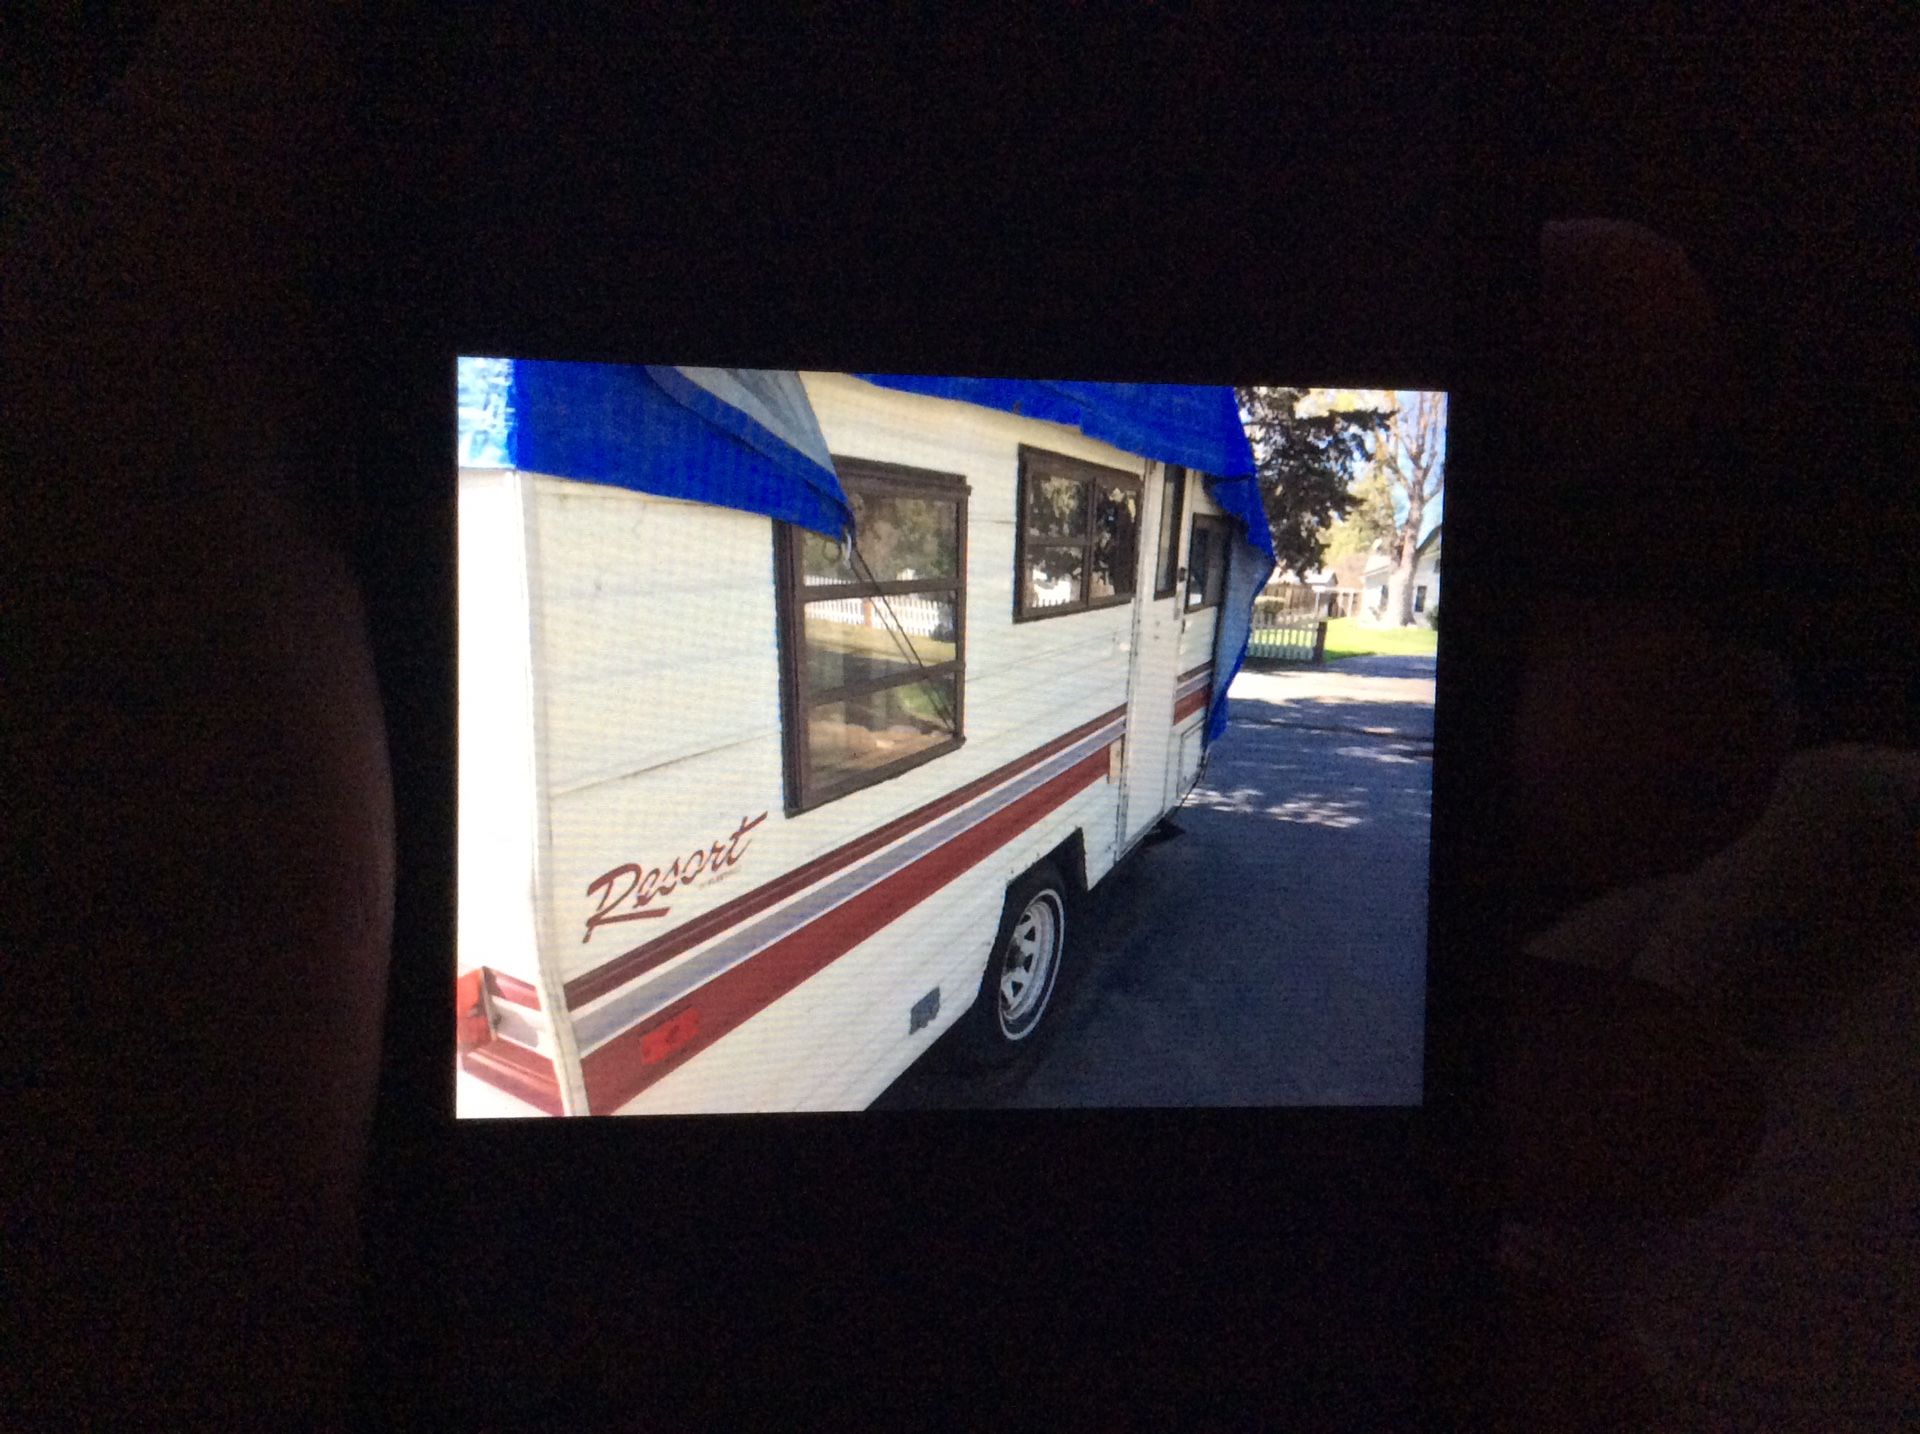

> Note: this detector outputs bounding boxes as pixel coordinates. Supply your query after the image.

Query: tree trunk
[1389,510,1423,626]
[1348,390,1443,628]
[1379,397,1430,627]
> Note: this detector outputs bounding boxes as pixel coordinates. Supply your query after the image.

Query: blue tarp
[855,375,1273,742]
[853,375,1257,481]
[454,359,1271,744]
[457,357,852,538]
[1197,463,1277,743]
[1206,534,1274,742]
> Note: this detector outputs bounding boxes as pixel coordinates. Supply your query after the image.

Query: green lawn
[1322,616,1438,662]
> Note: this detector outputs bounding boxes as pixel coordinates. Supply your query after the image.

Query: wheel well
[1037,829,1089,905]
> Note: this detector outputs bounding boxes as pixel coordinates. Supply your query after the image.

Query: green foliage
[805,490,959,582]
[1343,459,1401,550]
[1320,463,1396,561]
[1237,387,1391,577]
[1027,474,1088,538]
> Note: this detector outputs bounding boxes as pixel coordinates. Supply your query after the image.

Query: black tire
[958,861,1071,1067]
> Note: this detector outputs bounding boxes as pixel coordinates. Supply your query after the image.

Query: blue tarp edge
[504,360,852,539]
[1201,467,1277,742]
[853,375,1257,480]
[642,366,849,533]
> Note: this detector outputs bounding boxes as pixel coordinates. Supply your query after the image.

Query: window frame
[774,455,969,816]
[1012,445,1145,623]
[1152,464,1188,600]
[1185,513,1230,612]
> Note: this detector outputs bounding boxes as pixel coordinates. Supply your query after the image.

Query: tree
[1370,390,1447,626]
[1235,387,1391,579]
[1320,462,1397,560]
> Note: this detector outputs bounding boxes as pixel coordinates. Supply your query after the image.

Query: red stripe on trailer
[580,748,1112,1114]
[564,704,1127,1010]
[1177,661,1213,684]
[461,1040,564,1116]
[1173,688,1210,723]
[488,969,541,1009]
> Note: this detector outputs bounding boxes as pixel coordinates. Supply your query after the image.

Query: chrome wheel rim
[998,892,1063,1039]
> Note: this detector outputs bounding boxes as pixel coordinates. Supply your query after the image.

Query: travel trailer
[456,361,1274,1115]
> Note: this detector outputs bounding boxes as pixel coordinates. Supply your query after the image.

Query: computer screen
[454,359,1443,1116]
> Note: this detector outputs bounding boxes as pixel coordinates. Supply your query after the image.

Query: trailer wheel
[961,862,1070,1063]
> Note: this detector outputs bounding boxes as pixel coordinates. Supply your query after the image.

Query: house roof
[1360,525,1441,580]
[1266,566,1328,586]
[1327,551,1373,587]
[1265,549,1373,590]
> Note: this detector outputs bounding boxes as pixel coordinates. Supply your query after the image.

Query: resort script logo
[582,812,768,943]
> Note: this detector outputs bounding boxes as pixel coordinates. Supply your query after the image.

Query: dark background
[8,8,1913,1426]
[354,18,1523,1427]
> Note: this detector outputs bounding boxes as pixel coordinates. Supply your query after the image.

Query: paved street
[875,654,1433,1108]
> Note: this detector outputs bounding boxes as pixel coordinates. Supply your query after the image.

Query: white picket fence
[1247,607,1327,664]
[810,594,948,639]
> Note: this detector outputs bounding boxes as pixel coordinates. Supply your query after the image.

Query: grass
[1321,616,1438,662]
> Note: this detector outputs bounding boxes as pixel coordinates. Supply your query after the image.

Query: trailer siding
[461,373,1233,1113]
[456,466,545,992]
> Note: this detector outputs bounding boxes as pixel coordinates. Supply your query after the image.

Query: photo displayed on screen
[456,362,1444,1116]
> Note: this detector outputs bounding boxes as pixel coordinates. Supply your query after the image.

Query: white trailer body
[456,369,1253,1115]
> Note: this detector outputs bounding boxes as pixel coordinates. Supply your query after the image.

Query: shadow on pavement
[876,665,1433,1110]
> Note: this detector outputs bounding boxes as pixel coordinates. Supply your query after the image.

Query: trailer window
[776,458,969,813]
[1186,514,1229,611]
[1153,465,1187,599]
[1014,447,1142,621]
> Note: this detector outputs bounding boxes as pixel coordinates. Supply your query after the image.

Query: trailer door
[1119,463,1189,847]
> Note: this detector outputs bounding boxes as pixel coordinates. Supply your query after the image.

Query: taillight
[639,1007,701,1065]
[455,969,493,1052]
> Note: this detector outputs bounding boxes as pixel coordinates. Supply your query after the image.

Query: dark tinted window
[1153,466,1187,598]
[1014,447,1143,620]
[1186,515,1229,611]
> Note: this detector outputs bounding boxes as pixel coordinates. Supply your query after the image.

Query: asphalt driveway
[875,655,1433,1108]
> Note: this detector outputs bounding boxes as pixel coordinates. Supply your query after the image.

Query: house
[1259,550,1370,618]
[1359,523,1441,626]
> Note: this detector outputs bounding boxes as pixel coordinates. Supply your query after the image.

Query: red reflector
[639,1008,701,1065]
[455,969,491,1052]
